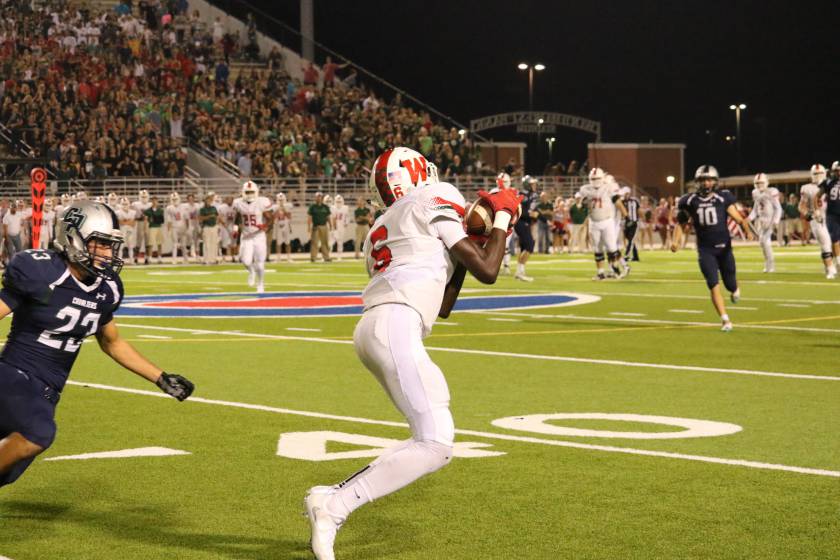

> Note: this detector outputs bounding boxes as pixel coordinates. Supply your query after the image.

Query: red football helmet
[369,147,439,207]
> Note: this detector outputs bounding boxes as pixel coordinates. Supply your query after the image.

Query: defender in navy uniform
[821,161,840,266]
[513,175,539,282]
[671,165,753,332]
[0,201,195,488]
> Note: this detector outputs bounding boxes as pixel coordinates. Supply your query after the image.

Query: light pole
[729,103,746,171]
[518,62,545,112]
[546,136,556,163]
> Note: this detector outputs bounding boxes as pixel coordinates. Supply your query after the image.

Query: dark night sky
[247,0,839,177]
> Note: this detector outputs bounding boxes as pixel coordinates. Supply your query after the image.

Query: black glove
[156,372,195,401]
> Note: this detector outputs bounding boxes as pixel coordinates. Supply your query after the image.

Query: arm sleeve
[432,216,468,250]
[98,277,125,328]
[676,196,690,225]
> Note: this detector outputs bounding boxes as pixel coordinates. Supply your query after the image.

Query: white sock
[327,439,452,520]
[503,253,510,267]
[721,314,730,323]
[255,261,265,285]
[517,263,525,275]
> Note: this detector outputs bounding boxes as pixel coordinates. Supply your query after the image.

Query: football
[465,198,495,236]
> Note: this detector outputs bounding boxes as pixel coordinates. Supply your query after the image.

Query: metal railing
[0,175,589,205]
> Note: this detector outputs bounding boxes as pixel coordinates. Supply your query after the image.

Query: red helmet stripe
[374,149,396,206]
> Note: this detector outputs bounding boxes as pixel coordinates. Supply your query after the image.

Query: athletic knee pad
[608,250,621,261]
[594,252,605,263]
[822,251,833,260]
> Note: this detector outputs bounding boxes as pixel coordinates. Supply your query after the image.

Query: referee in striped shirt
[622,188,641,261]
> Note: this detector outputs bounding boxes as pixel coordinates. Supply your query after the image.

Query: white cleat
[247,271,255,287]
[721,321,733,332]
[502,265,511,276]
[763,267,774,273]
[514,273,534,282]
[256,283,264,294]
[305,486,343,560]
[730,289,740,304]
[827,269,837,280]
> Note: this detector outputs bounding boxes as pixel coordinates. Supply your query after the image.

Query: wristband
[493,211,512,231]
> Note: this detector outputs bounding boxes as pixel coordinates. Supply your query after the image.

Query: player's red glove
[477,189,523,218]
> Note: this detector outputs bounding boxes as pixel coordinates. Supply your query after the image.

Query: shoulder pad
[2,250,66,304]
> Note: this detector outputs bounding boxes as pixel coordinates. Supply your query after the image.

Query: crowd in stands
[0,0,506,187]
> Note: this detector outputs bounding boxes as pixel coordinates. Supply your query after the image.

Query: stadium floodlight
[518,63,546,112]
[666,175,676,184]
[729,103,747,169]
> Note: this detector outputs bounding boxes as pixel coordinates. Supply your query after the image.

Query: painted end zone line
[65,380,840,478]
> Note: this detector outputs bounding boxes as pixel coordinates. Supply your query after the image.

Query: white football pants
[589,218,618,254]
[239,232,267,287]
[326,303,454,520]
[811,220,832,253]
[755,221,775,270]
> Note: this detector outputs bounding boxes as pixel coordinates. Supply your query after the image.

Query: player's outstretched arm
[727,205,754,240]
[96,321,194,401]
[670,223,685,252]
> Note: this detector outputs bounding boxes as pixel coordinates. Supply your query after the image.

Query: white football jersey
[41,209,55,230]
[165,204,188,229]
[232,196,272,237]
[578,182,619,222]
[750,187,782,222]
[362,182,467,336]
[331,204,349,229]
[215,202,233,226]
[116,208,136,224]
[800,183,824,221]
[272,202,293,228]
[132,200,151,219]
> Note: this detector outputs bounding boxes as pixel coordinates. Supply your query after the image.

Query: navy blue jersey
[0,249,123,391]
[823,178,840,217]
[519,189,539,225]
[678,189,737,248]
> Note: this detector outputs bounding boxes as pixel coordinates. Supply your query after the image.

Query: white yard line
[668,309,704,314]
[778,303,810,308]
[115,323,840,382]
[609,312,647,317]
[64,380,840,479]
[474,310,840,334]
[285,327,322,332]
[136,334,172,340]
[728,306,759,311]
[486,318,522,322]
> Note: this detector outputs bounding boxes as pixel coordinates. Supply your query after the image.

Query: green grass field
[1,246,839,559]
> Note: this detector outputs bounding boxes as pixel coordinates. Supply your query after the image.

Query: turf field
[1,245,839,559]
